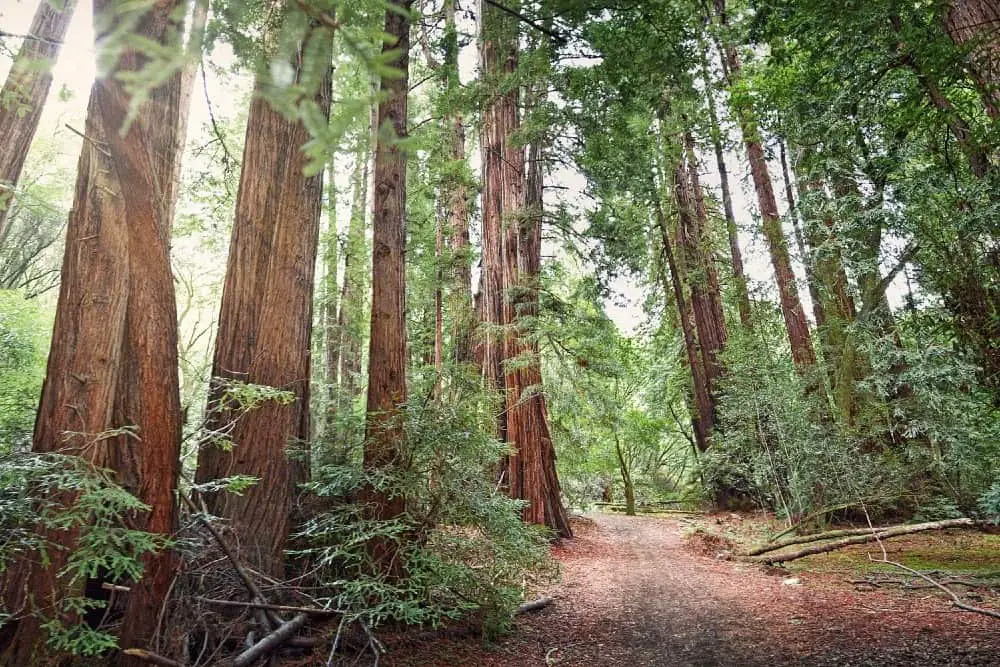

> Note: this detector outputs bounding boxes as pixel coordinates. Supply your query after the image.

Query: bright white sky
[0,1,910,338]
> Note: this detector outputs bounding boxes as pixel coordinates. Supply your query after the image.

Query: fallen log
[516,596,553,615]
[746,518,976,565]
[745,524,932,557]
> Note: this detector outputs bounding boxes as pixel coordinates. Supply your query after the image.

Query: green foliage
[977,483,1000,525]
[0,290,47,453]
[295,374,554,640]
[0,452,169,655]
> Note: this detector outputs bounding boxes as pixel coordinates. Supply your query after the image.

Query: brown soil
[387,512,1000,666]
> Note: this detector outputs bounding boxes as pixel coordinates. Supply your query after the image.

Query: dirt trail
[392,512,1000,666]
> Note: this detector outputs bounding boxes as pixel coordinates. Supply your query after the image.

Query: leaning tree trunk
[363,0,411,568]
[0,0,78,242]
[2,2,186,662]
[714,0,817,369]
[196,22,333,580]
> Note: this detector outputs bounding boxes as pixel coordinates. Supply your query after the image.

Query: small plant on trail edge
[293,373,556,642]
[0,451,168,656]
[977,483,1000,525]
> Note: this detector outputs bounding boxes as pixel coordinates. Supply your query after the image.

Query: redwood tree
[481,0,571,537]
[0,0,78,241]
[714,0,817,369]
[196,20,333,579]
[2,1,186,661]
[363,0,411,550]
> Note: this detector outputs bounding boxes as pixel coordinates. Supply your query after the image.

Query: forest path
[390,513,1000,666]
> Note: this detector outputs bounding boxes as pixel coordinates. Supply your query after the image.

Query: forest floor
[386,512,1000,667]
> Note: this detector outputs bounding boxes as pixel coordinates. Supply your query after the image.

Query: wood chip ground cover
[384,512,1000,666]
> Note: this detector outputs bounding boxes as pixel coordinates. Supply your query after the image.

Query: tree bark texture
[714,0,817,369]
[480,0,571,536]
[196,25,333,579]
[698,41,752,328]
[504,138,572,537]
[679,135,728,407]
[944,0,1000,119]
[363,0,411,550]
[654,193,712,453]
[2,2,186,662]
[479,0,514,441]
[0,0,78,241]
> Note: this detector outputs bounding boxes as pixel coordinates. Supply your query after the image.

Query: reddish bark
[714,0,817,369]
[479,0,513,441]
[363,0,411,561]
[679,135,728,406]
[196,25,333,579]
[2,2,185,662]
[0,0,78,242]
[654,193,712,453]
[944,0,1000,118]
[698,43,752,328]
[481,0,570,536]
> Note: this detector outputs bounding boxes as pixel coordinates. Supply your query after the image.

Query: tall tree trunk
[698,40,752,328]
[363,0,411,565]
[674,141,727,423]
[481,0,570,536]
[507,136,572,537]
[442,0,474,365]
[714,0,817,369]
[0,0,78,241]
[479,0,512,441]
[434,208,444,396]
[944,0,1000,119]
[653,191,711,452]
[780,140,827,331]
[323,162,341,443]
[196,21,333,579]
[338,145,370,411]
[2,2,185,662]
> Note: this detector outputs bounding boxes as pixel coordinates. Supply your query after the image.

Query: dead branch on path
[745,518,976,564]
[517,596,554,614]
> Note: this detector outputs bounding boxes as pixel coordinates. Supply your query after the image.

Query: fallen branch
[196,596,340,617]
[871,556,1000,621]
[122,649,184,667]
[765,499,880,544]
[747,525,919,557]
[181,493,282,629]
[746,518,975,565]
[516,596,553,615]
[232,613,309,667]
